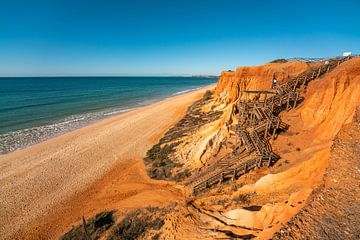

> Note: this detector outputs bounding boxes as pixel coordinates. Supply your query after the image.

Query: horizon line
[0,74,220,78]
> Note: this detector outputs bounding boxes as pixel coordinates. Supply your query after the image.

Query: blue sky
[0,0,359,76]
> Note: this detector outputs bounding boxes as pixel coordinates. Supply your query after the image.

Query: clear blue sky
[0,0,359,76]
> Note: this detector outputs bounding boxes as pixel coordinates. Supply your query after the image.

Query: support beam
[317,67,322,78]
[301,75,307,89]
[272,127,277,140]
[264,93,267,107]
[293,78,299,91]
[231,170,236,181]
[293,92,299,108]
[286,93,291,110]
[264,122,269,138]
[268,155,272,167]
[218,173,223,185]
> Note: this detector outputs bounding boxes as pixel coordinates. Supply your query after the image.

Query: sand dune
[0,85,214,239]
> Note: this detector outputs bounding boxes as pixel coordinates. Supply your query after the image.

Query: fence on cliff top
[286,54,359,63]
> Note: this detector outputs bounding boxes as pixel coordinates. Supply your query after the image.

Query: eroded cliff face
[180,62,316,170]
[61,58,360,240]
[154,58,360,179]
[141,57,360,240]
[175,57,360,239]
[299,57,360,142]
[214,61,312,105]
[273,107,360,240]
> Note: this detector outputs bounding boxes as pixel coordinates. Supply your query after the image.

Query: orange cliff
[183,57,360,239]
[214,61,314,104]
[50,58,360,240]
[298,57,360,142]
[178,59,352,172]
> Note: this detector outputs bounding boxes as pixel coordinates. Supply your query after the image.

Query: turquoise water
[0,76,217,154]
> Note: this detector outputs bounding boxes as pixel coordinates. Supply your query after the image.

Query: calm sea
[0,76,217,154]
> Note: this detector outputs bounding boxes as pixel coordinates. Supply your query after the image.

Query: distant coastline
[191,75,220,78]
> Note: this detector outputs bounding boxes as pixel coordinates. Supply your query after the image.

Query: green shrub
[270,59,288,63]
[203,90,213,101]
[232,194,252,205]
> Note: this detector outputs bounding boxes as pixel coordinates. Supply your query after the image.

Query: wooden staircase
[187,56,352,195]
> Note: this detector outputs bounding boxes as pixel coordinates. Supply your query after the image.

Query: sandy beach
[0,85,214,240]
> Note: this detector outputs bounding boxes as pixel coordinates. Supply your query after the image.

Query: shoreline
[0,84,215,239]
[0,84,215,156]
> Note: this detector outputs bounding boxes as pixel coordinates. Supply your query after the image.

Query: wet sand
[0,84,214,239]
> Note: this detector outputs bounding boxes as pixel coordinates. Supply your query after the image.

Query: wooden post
[293,92,299,108]
[250,111,253,125]
[253,109,255,124]
[301,75,307,89]
[293,78,299,91]
[272,127,276,140]
[218,173,223,185]
[286,93,291,110]
[264,93,267,107]
[276,118,280,129]
[231,170,236,181]
[317,67,321,78]
[311,71,315,79]
[268,155,272,167]
[235,131,238,154]
[265,121,269,138]
[82,217,91,240]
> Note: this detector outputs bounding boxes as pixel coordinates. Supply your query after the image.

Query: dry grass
[232,193,254,205]
[60,211,115,240]
[108,206,170,240]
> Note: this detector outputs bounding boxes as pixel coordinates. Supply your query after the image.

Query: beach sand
[0,84,215,240]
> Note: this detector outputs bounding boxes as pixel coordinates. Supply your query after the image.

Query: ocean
[0,76,217,154]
